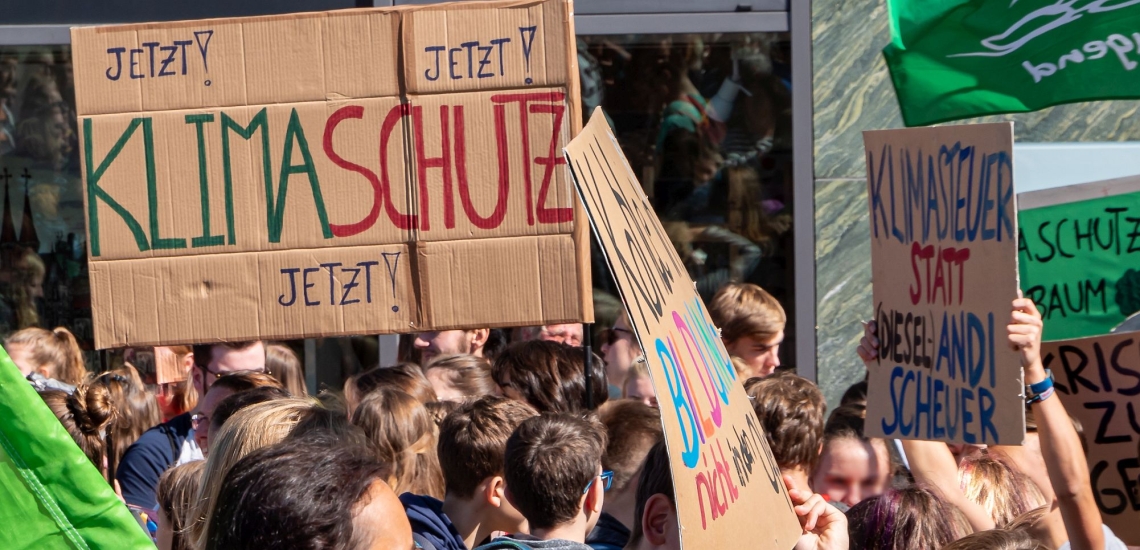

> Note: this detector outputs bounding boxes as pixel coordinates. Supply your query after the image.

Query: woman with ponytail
[91,365,162,481]
[39,382,117,483]
[352,386,445,498]
[6,326,87,386]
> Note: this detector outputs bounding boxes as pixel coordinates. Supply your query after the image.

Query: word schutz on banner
[863,122,1025,445]
[565,108,801,549]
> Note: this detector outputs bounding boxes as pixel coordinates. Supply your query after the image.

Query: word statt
[863,123,1025,445]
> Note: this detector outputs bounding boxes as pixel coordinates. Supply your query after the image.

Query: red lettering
[529,102,572,223]
[379,104,417,230]
[954,247,970,304]
[324,105,383,238]
[412,105,454,231]
[491,91,567,226]
[911,244,972,305]
[455,104,510,229]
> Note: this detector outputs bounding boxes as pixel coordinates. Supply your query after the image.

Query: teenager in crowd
[155,460,204,550]
[708,282,785,377]
[492,340,608,413]
[204,434,413,550]
[345,363,437,417]
[90,365,161,482]
[958,452,1047,528]
[39,383,116,483]
[846,486,973,550]
[7,326,86,388]
[600,309,641,399]
[587,399,663,550]
[423,354,499,402]
[810,403,892,509]
[403,396,538,550]
[153,346,197,421]
[477,413,609,550]
[264,342,306,397]
[353,386,445,499]
[744,372,826,493]
[620,360,656,408]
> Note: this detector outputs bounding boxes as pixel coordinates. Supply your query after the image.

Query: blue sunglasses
[583,470,615,494]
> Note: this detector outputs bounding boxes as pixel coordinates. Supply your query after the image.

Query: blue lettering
[657,339,700,468]
[882,366,904,436]
[278,268,300,306]
[303,267,320,306]
[979,387,998,443]
[962,387,976,444]
[424,46,445,81]
[932,378,946,439]
[340,267,361,305]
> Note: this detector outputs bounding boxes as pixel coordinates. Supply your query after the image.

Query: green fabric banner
[1018,176,1140,341]
[885,0,1140,127]
[0,347,154,549]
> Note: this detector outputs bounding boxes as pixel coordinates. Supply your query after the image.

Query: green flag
[0,347,154,549]
[885,0,1140,127]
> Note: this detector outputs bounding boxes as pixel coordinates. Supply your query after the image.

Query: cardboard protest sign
[565,109,801,549]
[1041,334,1140,545]
[863,123,1025,444]
[1019,176,1140,341]
[71,0,592,348]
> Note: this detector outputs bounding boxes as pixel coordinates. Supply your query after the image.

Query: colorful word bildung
[863,123,1025,445]
[1042,333,1140,545]
[565,108,801,549]
[71,0,593,348]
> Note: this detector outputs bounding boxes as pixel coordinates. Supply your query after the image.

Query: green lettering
[144,118,186,250]
[221,109,271,246]
[83,117,150,257]
[185,113,226,248]
[269,108,331,243]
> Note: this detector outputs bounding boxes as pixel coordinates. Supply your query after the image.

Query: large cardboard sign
[1019,176,1140,341]
[71,0,592,348]
[863,123,1025,444]
[565,109,801,549]
[1041,334,1140,545]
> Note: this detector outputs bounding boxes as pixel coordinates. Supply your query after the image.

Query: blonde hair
[622,359,650,396]
[192,398,318,549]
[156,460,205,550]
[959,452,1047,528]
[708,283,786,343]
[352,387,444,499]
[160,346,198,416]
[424,354,498,401]
[6,326,87,385]
[264,342,306,397]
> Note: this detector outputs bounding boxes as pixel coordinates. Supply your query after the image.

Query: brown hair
[708,283,786,343]
[744,372,826,472]
[206,371,283,395]
[264,342,306,397]
[163,346,198,415]
[156,460,206,550]
[504,413,608,530]
[352,387,445,499]
[958,451,1047,528]
[345,363,437,417]
[628,440,674,546]
[6,326,86,385]
[424,354,498,401]
[425,400,461,427]
[598,399,663,492]
[438,396,538,498]
[492,340,608,413]
[847,486,973,550]
[941,529,1047,550]
[39,384,116,482]
[92,365,161,480]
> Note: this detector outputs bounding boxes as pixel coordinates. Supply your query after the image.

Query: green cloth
[885,0,1140,126]
[0,346,154,549]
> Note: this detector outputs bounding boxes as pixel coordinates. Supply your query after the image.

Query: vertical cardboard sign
[1041,334,1140,545]
[71,0,593,348]
[565,109,801,549]
[863,123,1025,444]
[1019,176,1140,340]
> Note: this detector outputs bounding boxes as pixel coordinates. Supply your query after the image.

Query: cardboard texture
[565,109,801,549]
[71,0,592,348]
[862,123,1026,445]
[1041,334,1140,545]
[1018,175,1140,341]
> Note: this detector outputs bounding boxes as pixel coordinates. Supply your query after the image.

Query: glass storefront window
[578,32,797,365]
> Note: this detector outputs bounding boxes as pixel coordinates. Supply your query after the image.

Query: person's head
[744,372,826,482]
[204,435,412,550]
[1007,505,1052,549]
[352,386,445,499]
[208,385,291,434]
[958,451,1047,528]
[622,359,657,408]
[91,366,161,480]
[264,342,306,397]
[708,283,785,377]
[39,384,115,482]
[627,441,680,550]
[414,329,491,364]
[155,460,205,550]
[423,354,499,402]
[192,371,283,454]
[190,341,265,397]
[438,396,538,532]
[518,324,585,347]
[811,403,891,508]
[601,309,641,389]
[598,399,662,523]
[493,340,608,413]
[6,326,86,385]
[344,363,437,418]
[940,529,1047,550]
[192,398,327,549]
[846,486,973,550]
[155,346,197,419]
[503,413,608,537]
[840,380,868,407]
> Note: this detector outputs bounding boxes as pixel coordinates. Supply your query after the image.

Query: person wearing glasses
[116,341,267,511]
[475,413,610,550]
[599,309,641,400]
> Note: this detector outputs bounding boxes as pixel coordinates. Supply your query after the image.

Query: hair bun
[67,383,115,436]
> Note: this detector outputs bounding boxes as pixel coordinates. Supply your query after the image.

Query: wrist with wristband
[1025,369,1054,405]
